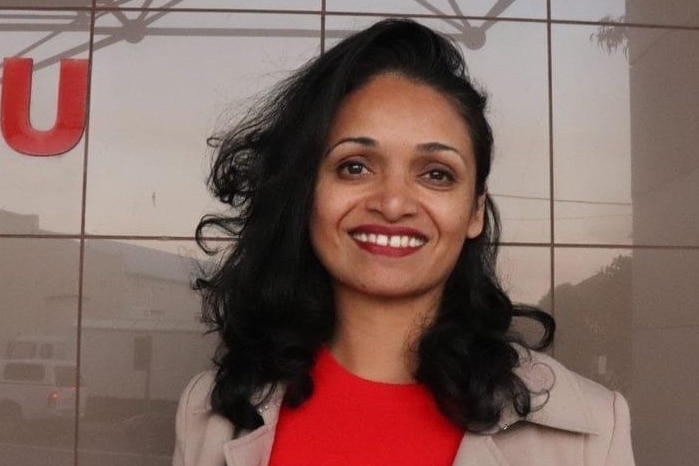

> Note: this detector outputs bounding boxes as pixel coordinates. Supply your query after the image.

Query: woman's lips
[349,226,427,257]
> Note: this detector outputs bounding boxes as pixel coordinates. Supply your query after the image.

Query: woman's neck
[329,288,441,384]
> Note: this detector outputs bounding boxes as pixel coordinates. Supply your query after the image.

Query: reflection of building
[0,209,214,403]
[628,1,699,464]
[541,255,632,394]
[0,212,78,348]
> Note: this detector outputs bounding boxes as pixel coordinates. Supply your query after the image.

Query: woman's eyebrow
[416,141,461,156]
[325,136,376,155]
[325,138,462,157]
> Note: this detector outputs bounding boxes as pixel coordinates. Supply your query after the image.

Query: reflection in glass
[549,249,632,394]
[0,11,90,234]
[109,0,320,10]
[78,240,216,466]
[630,26,699,247]
[552,0,699,28]
[553,24,632,244]
[550,0,625,23]
[497,246,551,348]
[85,11,321,236]
[550,248,699,465]
[497,246,550,307]
[0,238,79,465]
[326,0,546,20]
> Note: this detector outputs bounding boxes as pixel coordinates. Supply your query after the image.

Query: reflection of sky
[84,12,321,236]
[551,0,625,22]
[553,24,632,244]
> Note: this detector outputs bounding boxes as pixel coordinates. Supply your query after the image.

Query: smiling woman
[312,74,485,327]
[174,19,635,466]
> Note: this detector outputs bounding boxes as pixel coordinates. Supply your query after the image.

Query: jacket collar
[222,387,283,466]
[507,347,599,435]
[222,348,598,466]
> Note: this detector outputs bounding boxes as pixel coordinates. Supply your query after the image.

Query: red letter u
[1,57,89,156]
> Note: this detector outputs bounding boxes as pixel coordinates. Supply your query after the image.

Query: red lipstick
[349,225,427,258]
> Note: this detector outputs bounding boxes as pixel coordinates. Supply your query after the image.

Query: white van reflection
[0,359,86,421]
[6,335,69,361]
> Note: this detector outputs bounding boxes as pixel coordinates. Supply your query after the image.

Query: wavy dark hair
[196,18,554,433]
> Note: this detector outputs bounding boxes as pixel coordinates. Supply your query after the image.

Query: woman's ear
[466,191,487,239]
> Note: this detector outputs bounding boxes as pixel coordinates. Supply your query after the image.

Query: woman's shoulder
[513,348,629,431]
[177,370,217,415]
[173,370,235,466]
[496,348,635,465]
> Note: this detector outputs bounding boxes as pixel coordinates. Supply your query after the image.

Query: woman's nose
[365,174,418,221]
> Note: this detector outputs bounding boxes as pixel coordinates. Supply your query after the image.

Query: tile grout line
[546,0,556,357]
[1,7,699,32]
[320,0,326,53]
[3,233,699,250]
[73,2,97,464]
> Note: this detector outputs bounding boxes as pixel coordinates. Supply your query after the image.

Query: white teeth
[352,232,426,248]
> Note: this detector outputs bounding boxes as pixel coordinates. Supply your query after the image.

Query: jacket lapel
[222,388,283,466]
[453,435,512,466]
[223,425,275,466]
[514,350,598,435]
[451,349,598,466]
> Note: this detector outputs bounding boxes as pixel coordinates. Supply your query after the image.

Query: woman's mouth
[351,232,426,248]
[349,227,427,257]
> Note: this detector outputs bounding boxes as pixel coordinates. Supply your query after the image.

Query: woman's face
[310,73,485,302]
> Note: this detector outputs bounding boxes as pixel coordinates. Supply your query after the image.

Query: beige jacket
[173,350,635,466]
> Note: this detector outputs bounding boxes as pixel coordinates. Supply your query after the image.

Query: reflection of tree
[590,15,628,57]
[539,255,632,394]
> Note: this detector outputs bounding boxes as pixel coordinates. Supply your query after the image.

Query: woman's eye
[338,161,370,177]
[422,168,456,185]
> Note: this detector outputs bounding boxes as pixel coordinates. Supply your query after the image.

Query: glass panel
[0,1,90,7]
[0,237,79,466]
[550,0,626,23]
[498,246,551,347]
[629,27,699,247]
[55,367,77,387]
[0,0,320,9]
[85,12,320,236]
[0,9,91,234]
[326,16,550,243]
[106,0,320,10]
[554,24,699,247]
[2,363,47,382]
[552,0,699,28]
[632,327,699,466]
[552,24,632,244]
[552,248,632,394]
[498,245,550,307]
[555,247,699,466]
[326,0,546,19]
[78,239,217,466]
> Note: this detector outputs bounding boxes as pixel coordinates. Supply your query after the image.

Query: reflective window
[2,363,46,383]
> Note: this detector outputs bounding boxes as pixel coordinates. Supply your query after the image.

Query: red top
[268,347,464,466]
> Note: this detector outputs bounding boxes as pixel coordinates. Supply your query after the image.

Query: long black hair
[196,18,554,433]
